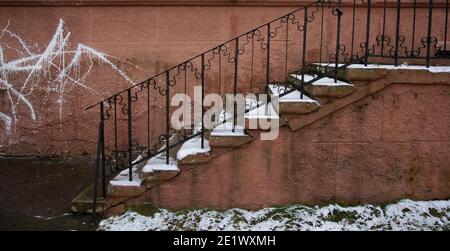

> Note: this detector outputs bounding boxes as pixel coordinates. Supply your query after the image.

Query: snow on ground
[177,136,211,160]
[98,199,450,231]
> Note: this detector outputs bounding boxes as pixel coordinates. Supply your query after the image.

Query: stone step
[71,185,106,214]
[309,63,388,82]
[176,136,211,164]
[209,122,252,148]
[290,74,355,98]
[268,84,319,114]
[107,167,145,198]
[244,102,280,130]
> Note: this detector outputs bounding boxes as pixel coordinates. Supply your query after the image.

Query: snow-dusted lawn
[98,199,450,231]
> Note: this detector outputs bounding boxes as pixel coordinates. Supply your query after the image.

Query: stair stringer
[287,68,450,132]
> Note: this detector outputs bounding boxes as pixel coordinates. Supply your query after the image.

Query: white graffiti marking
[0,19,147,143]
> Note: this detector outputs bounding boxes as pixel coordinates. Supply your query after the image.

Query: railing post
[127,89,133,181]
[301,7,308,99]
[445,0,449,51]
[426,0,434,68]
[92,104,103,222]
[100,102,106,197]
[165,71,170,165]
[113,97,118,171]
[334,6,343,83]
[364,0,371,66]
[233,38,239,133]
[265,23,271,115]
[394,0,401,66]
[201,54,205,148]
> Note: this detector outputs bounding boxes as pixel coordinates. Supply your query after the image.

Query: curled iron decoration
[220,43,236,64]
[204,49,219,71]
[331,7,343,17]
[147,78,167,97]
[169,63,186,87]
[413,36,440,58]
[103,98,113,121]
[329,44,350,63]
[370,34,393,57]
[185,60,202,80]
[270,81,297,97]
[270,15,289,39]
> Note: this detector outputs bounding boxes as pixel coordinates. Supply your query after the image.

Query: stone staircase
[72,63,450,215]
[71,65,359,215]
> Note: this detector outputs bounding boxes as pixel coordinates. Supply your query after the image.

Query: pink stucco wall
[0,0,449,156]
[142,76,450,209]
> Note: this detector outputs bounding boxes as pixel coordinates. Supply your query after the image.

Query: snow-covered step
[268,84,319,114]
[177,136,211,165]
[290,74,355,98]
[244,98,280,130]
[108,167,145,198]
[209,122,252,148]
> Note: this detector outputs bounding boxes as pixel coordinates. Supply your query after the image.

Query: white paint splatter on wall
[0,19,146,146]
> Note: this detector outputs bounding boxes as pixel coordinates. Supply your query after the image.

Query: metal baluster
[381,0,387,56]
[334,6,343,83]
[147,83,150,153]
[411,0,417,56]
[114,97,118,171]
[127,89,132,181]
[100,102,106,196]
[250,32,254,93]
[233,38,239,133]
[394,0,401,66]
[165,71,170,164]
[92,107,103,221]
[365,0,372,66]
[351,0,356,60]
[265,24,271,115]
[301,7,308,99]
[285,17,289,83]
[319,1,324,65]
[426,0,434,67]
[445,0,449,51]
[201,54,205,148]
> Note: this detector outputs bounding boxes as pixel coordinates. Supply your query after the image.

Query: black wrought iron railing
[87,0,450,218]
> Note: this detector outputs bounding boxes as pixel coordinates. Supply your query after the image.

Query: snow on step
[291,74,352,86]
[109,167,142,187]
[268,84,318,104]
[142,152,178,173]
[245,103,279,119]
[313,63,450,73]
[211,122,246,137]
[177,136,211,160]
[244,98,279,119]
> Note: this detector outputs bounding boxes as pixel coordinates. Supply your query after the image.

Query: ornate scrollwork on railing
[185,60,202,80]
[220,43,236,64]
[169,63,186,87]
[270,15,288,39]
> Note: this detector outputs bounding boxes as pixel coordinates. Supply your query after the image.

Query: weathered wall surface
[143,78,450,209]
[0,0,449,156]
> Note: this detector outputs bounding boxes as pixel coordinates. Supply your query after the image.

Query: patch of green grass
[428,208,446,218]
[128,203,159,217]
[324,209,358,223]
